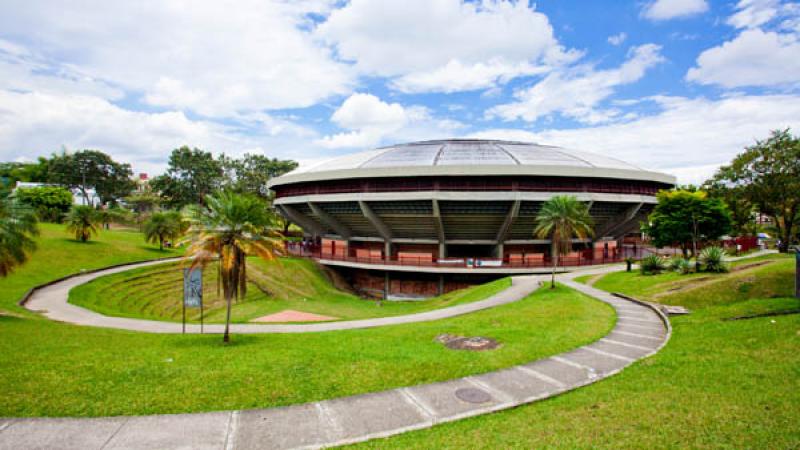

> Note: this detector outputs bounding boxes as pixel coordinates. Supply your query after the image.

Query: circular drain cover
[455,387,492,404]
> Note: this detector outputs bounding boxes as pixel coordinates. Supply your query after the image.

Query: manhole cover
[455,387,492,404]
[436,334,501,351]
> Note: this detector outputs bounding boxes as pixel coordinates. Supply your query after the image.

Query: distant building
[14,181,101,207]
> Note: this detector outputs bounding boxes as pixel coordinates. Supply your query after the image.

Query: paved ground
[6,251,772,449]
[250,310,340,323]
[23,259,543,333]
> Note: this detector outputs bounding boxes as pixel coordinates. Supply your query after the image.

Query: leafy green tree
[534,195,594,288]
[183,192,283,343]
[47,150,134,205]
[708,129,800,252]
[14,186,73,222]
[143,211,181,251]
[124,192,161,213]
[0,200,39,277]
[703,180,755,236]
[642,190,732,257]
[221,153,298,197]
[65,205,99,242]
[150,147,223,208]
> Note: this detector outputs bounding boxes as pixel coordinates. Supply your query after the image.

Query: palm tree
[183,192,283,343]
[0,201,39,277]
[65,205,99,242]
[143,211,180,251]
[534,195,594,288]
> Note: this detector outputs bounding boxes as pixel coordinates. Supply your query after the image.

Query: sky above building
[1,0,798,183]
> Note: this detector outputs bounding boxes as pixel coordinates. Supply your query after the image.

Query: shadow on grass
[168,333,264,349]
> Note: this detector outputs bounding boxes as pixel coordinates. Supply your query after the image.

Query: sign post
[183,268,204,334]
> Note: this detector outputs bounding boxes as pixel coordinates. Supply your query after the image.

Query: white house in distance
[13,181,102,207]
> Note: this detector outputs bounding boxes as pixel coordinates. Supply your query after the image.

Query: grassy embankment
[355,253,800,448]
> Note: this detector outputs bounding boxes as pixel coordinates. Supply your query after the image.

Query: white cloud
[642,0,709,21]
[727,0,781,29]
[608,32,628,46]
[316,93,465,149]
[0,1,353,116]
[317,0,578,93]
[686,29,800,88]
[488,44,664,124]
[471,94,800,184]
[0,90,318,175]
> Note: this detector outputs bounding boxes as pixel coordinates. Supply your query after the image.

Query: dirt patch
[318,264,357,295]
[250,309,339,323]
[435,333,501,351]
[731,260,774,273]
[584,273,607,287]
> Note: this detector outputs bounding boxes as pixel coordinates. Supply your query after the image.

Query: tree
[143,211,181,251]
[221,153,298,197]
[65,205,99,242]
[534,195,594,288]
[642,190,732,257]
[14,186,73,222]
[0,200,39,277]
[183,192,283,343]
[47,150,135,205]
[703,180,756,237]
[708,129,800,252]
[150,147,223,208]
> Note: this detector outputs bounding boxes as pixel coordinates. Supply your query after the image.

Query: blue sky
[0,0,798,183]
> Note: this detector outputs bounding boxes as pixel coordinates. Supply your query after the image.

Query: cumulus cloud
[472,94,800,184]
[642,0,709,21]
[687,1,800,88]
[607,32,628,46]
[0,90,317,174]
[317,0,578,93]
[487,44,664,124]
[0,0,353,116]
[687,29,800,87]
[316,93,464,149]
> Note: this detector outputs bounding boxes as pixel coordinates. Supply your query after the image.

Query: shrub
[669,257,692,274]
[640,254,666,275]
[699,246,729,273]
[14,186,72,222]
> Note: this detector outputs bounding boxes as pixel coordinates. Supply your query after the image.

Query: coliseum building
[268,139,675,299]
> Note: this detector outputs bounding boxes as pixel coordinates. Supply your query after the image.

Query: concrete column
[438,242,446,259]
[384,272,390,300]
[384,240,392,262]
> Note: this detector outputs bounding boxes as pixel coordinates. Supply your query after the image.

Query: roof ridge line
[357,146,396,169]
[493,142,521,165]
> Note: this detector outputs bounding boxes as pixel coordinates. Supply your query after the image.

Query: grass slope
[68,258,511,323]
[354,255,800,448]
[0,226,612,417]
[0,223,181,315]
[1,285,612,417]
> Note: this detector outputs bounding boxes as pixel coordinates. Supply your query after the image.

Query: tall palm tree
[65,205,99,242]
[184,192,283,343]
[534,195,594,288]
[143,211,180,251]
[0,201,39,277]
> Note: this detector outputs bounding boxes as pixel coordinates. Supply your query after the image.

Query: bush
[699,246,729,273]
[14,186,72,222]
[669,256,692,274]
[640,254,666,275]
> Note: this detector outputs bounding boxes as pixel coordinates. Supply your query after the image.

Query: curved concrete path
[4,264,672,450]
[24,257,545,333]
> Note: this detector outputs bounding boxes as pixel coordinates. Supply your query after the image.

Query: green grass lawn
[352,254,800,448]
[0,223,182,316]
[68,258,511,323]
[0,225,613,417]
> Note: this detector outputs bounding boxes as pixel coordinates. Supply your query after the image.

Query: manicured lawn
[590,254,793,308]
[0,223,182,316]
[353,255,800,448]
[1,285,612,417]
[0,226,613,417]
[68,258,511,323]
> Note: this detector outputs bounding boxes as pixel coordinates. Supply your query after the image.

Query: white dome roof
[269,139,675,186]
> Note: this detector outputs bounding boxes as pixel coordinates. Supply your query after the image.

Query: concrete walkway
[4,267,672,449]
[24,258,545,334]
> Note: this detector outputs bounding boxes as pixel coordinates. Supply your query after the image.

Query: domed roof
[269,139,675,187]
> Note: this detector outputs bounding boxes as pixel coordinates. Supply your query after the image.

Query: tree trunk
[223,291,233,343]
[550,240,557,289]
